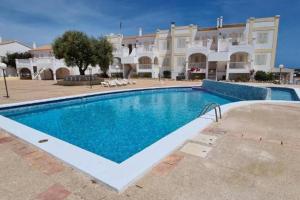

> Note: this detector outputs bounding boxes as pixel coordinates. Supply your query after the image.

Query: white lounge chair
[108,80,117,87]
[119,80,127,85]
[101,81,109,87]
[115,80,124,86]
[122,79,129,85]
[129,80,136,84]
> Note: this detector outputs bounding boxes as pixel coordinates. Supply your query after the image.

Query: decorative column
[205,59,209,79]
[226,61,230,80]
[185,57,189,80]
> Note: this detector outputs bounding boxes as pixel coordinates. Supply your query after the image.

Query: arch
[188,53,207,63]
[138,56,152,64]
[154,57,159,65]
[230,52,249,62]
[113,57,122,65]
[19,68,32,80]
[40,68,54,80]
[56,67,70,79]
[188,53,207,69]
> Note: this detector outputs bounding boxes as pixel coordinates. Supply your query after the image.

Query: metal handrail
[199,103,222,122]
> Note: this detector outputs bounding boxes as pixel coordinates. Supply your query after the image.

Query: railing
[188,62,206,69]
[139,64,152,69]
[110,65,123,70]
[199,103,222,122]
[136,45,157,54]
[229,62,250,69]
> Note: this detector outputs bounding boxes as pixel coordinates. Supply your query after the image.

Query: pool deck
[1,79,300,199]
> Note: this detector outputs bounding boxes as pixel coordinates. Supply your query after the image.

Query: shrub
[254,71,268,81]
[138,72,152,78]
[163,70,171,78]
[266,72,275,81]
[234,75,249,82]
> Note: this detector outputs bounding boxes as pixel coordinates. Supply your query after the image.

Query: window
[177,38,186,48]
[255,54,267,65]
[256,32,269,44]
[177,57,186,67]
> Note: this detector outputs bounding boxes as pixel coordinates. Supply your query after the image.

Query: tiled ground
[1,79,300,199]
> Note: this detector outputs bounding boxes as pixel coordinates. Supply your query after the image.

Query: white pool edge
[0,85,299,192]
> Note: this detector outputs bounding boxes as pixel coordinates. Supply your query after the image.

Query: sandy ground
[0,79,300,199]
[0,78,198,105]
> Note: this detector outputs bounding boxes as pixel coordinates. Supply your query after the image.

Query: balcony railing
[110,65,123,70]
[136,45,157,54]
[139,64,152,69]
[229,62,250,69]
[188,62,206,69]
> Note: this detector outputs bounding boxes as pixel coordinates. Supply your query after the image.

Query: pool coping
[0,85,300,192]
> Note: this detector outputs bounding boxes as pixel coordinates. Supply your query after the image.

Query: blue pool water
[1,88,234,163]
[269,87,299,101]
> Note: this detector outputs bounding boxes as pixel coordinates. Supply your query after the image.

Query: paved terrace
[0,79,300,200]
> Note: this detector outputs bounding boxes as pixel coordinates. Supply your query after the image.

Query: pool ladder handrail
[199,103,222,122]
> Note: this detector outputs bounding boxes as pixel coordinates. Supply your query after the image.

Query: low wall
[202,80,271,100]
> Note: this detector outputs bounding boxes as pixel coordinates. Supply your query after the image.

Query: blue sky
[0,0,299,68]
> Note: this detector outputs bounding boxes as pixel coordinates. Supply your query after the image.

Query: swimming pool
[0,87,234,163]
[269,87,299,101]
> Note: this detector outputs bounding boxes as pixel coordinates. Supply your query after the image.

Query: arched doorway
[188,53,207,80]
[19,68,32,80]
[40,69,54,80]
[138,56,152,69]
[56,68,70,79]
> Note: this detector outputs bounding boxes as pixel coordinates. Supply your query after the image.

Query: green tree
[93,37,113,77]
[52,31,95,75]
[2,52,32,68]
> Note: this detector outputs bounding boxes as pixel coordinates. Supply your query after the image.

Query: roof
[199,23,246,31]
[0,40,32,49]
[123,34,156,40]
[30,44,52,51]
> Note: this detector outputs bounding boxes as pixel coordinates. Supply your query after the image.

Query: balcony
[138,64,152,72]
[228,62,250,73]
[188,62,206,69]
[16,59,32,68]
[187,40,211,56]
[136,45,157,57]
[16,57,67,71]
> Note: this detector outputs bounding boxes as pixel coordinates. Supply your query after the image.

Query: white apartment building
[108,16,280,80]
[15,16,279,81]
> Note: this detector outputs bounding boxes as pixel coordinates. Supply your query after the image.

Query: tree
[52,31,95,75]
[93,37,113,77]
[2,52,32,68]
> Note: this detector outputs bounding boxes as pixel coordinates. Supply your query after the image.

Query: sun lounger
[108,80,117,87]
[115,80,124,86]
[122,79,129,85]
[101,81,109,87]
